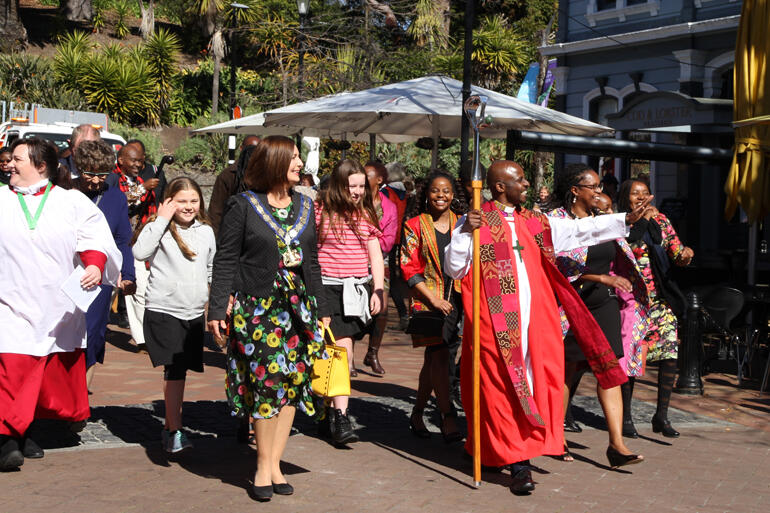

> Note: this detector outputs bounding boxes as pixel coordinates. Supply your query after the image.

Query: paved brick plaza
[1,311,769,513]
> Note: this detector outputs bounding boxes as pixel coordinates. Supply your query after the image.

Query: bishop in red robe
[446,161,649,493]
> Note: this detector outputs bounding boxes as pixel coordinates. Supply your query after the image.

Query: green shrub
[143,28,181,120]
[114,0,131,39]
[110,123,163,164]
[173,113,231,174]
[79,51,159,125]
[0,53,88,110]
[92,0,108,33]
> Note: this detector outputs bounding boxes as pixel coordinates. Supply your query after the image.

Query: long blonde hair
[132,177,210,260]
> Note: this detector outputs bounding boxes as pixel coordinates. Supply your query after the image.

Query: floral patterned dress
[225,202,327,420]
[628,212,687,362]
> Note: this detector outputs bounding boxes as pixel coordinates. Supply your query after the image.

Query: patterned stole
[479,202,545,427]
[418,212,459,298]
[479,203,627,424]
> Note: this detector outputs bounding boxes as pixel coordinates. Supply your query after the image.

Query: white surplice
[444,209,629,393]
[0,181,122,356]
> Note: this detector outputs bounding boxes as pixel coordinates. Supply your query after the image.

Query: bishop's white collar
[13,178,50,195]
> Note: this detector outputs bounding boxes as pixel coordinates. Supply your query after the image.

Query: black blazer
[208,190,328,320]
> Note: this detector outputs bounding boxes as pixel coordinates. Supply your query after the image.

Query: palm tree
[138,0,155,40]
[0,0,27,51]
[190,0,258,116]
[65,0,93,22]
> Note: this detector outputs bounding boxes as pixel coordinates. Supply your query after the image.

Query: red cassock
[459,213,564,466]
[0,351,90,437]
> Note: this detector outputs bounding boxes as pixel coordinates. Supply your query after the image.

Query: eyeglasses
[575,183,603,192]
[81,172,109,181]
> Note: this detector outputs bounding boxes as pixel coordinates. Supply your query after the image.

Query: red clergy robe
[459,206,626,466]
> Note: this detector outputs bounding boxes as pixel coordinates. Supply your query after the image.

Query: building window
[590,96,619,130]
[719,68,734,100]
[586,0,660,27]
[588,96,619,173]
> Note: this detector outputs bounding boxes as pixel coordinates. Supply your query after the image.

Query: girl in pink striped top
[315,159,384,446]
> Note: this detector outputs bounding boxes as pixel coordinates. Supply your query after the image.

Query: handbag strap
[320,322,338,346]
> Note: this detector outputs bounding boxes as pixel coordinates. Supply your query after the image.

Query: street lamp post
[297,0,309,100]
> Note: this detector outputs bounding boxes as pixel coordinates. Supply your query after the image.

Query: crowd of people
[0,127,695,500]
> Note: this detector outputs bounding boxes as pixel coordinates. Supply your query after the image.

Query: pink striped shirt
[315,203,380,278]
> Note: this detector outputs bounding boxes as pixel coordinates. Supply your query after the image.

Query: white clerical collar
[13,178,50,196]
[494,200,516,216]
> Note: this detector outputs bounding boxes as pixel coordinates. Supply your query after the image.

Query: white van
[0,107,126,154]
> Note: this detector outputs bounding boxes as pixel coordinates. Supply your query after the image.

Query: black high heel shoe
[651,415,680,438]
[440,410,463,444]
[409,408,431,439]
[606,446,644,469]
[252,485,273,502]
[622,419,639,439]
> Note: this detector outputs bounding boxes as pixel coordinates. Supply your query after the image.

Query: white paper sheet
[60,265,100,312]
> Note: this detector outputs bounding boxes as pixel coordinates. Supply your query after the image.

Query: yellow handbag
[311,324,351,397]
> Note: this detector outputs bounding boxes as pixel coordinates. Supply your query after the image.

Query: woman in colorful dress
[208,135,327,502]
[400,171,463,443]
[315,159,384,446]
[548,163,644,467]
[617,179,693,438]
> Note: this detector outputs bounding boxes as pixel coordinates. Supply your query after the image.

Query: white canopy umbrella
[192,111,415,143]
[261,76,611,168]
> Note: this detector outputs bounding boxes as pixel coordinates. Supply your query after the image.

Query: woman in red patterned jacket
[400,171,463,443]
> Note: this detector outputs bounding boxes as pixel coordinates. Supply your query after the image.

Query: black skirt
[143,309,205,372]
[564,241,624,362]
[324,282,374,340]
[564,292,624,362]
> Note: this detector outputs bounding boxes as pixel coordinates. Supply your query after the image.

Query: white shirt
[0,183,122,356]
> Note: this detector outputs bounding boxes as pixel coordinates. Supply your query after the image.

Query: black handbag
[405,283,452,336]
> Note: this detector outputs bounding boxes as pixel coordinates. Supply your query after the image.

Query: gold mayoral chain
[243,191,311,268]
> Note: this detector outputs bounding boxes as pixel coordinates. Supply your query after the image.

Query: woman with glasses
[73,140,137,390]
[547,163,645,468]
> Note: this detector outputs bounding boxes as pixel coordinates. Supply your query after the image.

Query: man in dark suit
[209,135,261,235]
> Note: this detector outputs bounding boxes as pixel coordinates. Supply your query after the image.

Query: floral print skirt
[226,269,326,420]
[644,297,679,362]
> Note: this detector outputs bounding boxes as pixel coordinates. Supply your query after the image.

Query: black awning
[505,130,732,165]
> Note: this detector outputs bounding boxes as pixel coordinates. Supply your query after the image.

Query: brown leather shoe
[363,347,385,375]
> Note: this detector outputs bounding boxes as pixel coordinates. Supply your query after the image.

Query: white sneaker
[165,430,193,453]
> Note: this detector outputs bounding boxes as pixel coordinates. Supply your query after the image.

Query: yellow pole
[472,179,482,488]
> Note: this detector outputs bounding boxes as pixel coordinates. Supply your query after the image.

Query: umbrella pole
[464,94,487,489]
[431,116,440,171]
[369,133,376,161]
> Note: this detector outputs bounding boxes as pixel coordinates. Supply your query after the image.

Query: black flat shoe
[409,409,431,439]
[0,437,24,471]
[252,485,273,502]
[272,482,294,495]
[21,437,44,459]
[622,420,639,439]
[606,446,644,469]
[510,468,535,495]
[564,419,582,433]
[652,416,680,438]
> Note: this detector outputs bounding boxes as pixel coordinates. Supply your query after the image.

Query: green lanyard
[17,182,53,231]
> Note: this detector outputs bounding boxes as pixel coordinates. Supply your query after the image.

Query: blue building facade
[541,0,744,269]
